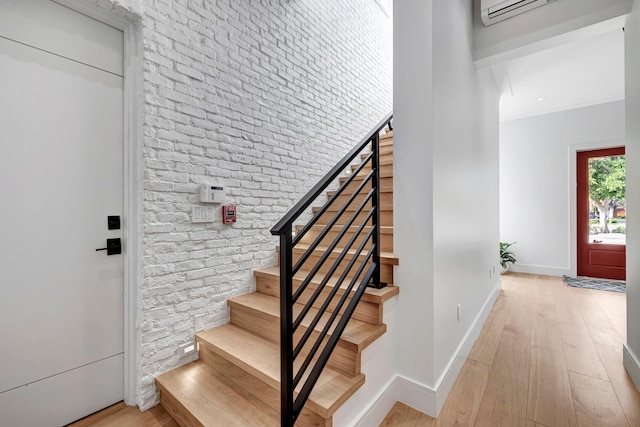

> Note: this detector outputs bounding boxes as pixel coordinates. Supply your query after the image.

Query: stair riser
[335,176,393,197]
[314,209,393,227]
[255,275,384,325]
[340,171,393,184]
[229,305,360,377]
[350,163,393,176]
[325,191,393,207]
[290,249,394,284]
[356,159,393,172]
[297,228,393,253]
[197,345,331,426]
[340,171,392,186]
[359,151,393,163]
[313,202,393,216]
[380,145,393,155]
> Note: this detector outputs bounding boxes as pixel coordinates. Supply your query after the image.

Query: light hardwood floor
[68,273,639,426]
[380,273,640,427]
[66,402,177,427]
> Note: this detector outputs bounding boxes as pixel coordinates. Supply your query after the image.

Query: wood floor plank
[526,421,549,427]
[530,308,564,351]
[568,371,629,426]
[468,293,512,365]
[555,304,609,381]
[593,290,627,342]
[475,324,531,427]
[578,294,625,349]
[595,344,640,426]
[435,359,490,426]
[67,402,178,427]
[378,402,436,427]
[527,345,577,427]
[66,402,127,427]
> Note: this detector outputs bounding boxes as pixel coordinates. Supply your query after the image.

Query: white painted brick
[114,0,393,410]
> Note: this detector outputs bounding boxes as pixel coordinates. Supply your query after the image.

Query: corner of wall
[509,264,569,277]
[431,278,500,415]
[353,278,501,425]
[623,344,640,392]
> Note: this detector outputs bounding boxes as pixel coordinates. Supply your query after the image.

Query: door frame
[569,139,625,277]
[53,0,142,406]
[576,146,626,279]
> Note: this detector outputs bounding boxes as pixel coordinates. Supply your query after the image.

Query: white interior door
[0,1,125,425]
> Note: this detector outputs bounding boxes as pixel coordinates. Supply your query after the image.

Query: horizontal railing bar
[292,180,374,275]
[293,152,374,246]
[292,205,374,306]
[293,261,376,415]
[293,246,375,387]
[292,224,375,353]
[271,113,392,236]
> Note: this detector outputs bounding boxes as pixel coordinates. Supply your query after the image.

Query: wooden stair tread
[156,360,280,427]
[228,292,386,351]
[340,174,392,184]
[341,170,392,179]
[254,266,400,304]
[196,324,365,418]
[327,188,393,197]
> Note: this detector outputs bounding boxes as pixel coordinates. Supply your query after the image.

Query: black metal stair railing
[271,113,392,426]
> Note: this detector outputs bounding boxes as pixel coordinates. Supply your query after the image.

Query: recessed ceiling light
[536,97,545,102]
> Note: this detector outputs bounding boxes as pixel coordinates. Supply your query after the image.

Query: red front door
[577,147,626,280]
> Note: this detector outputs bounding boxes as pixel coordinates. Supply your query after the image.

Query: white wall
[624,0,640,391]
[394,0,435,390]
[394,0,500,416]
[472,0,633,67]
[432,0,501,386]
[500,101,625,276]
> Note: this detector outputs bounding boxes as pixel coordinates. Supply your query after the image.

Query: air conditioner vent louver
[481,0,554,26]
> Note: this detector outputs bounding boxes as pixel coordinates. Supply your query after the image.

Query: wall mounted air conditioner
[481,0,555,26]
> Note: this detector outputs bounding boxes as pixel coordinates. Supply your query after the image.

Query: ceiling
[497,26,625,121]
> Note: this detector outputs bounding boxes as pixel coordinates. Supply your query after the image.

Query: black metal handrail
[271,112,392,426]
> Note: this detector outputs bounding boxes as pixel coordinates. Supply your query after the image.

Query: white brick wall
[93,0,392,410]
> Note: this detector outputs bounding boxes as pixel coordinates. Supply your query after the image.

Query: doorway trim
[569,138,625,277]
[53,0,142,406]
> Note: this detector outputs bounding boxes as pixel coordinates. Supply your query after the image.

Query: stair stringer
[330,296,398,426]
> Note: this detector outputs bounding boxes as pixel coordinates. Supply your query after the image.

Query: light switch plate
[192,206,215,223]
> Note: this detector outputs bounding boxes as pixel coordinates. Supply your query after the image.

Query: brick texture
[95,0,392,410]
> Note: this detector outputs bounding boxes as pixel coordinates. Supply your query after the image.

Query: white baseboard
[354,280,501,424]
[430,280,501,415]
[623,344,640,392]
[352,376,400,427]
[510,264,570,277]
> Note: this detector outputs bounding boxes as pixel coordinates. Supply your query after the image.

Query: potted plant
[499,242,517,274]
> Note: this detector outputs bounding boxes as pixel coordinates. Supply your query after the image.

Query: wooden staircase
[156,131,398,426]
